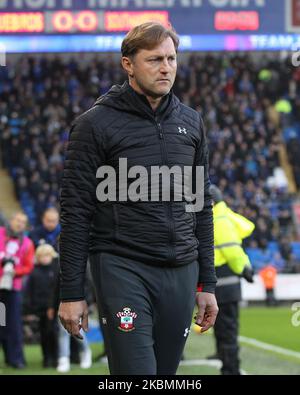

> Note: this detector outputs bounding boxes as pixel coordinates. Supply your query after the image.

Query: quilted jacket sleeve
[59,115,105,301]
[195,116,217,293]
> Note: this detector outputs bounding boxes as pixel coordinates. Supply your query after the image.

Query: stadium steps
[279,144,297,193]
[0,168,22,218]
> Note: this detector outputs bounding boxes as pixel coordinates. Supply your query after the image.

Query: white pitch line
[179,359,248,375]
[239,335,300,360]
[180,359,222,368]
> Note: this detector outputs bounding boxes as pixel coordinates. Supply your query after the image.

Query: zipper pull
[157,123,163,139]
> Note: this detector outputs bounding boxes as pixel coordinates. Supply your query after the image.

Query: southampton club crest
[116,307,137,332]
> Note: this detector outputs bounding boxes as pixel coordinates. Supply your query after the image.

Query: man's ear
[121,56,134,78]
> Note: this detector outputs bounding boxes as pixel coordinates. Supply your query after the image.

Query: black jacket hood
[93,80,180,120]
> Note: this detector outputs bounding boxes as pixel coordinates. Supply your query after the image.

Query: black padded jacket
[59,81,217,301]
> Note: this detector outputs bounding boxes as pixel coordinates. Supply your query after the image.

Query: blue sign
[1,33,299,53]
[0,0,293,53]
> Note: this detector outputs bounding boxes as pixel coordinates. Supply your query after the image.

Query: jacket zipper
[155,118,176,263]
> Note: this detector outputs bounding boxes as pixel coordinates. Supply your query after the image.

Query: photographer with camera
[0,211,34,369]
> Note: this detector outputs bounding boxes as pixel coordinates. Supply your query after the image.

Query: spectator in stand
[0,211,34,368]
[279,236,300,273]
[287,136,300,188]
[253,218,272,249]
[30,207,60,250]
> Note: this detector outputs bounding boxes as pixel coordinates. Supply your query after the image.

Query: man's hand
[23,314,38,322]
[58,300,89,339]
[241,266,254,283]
[195,292,219,333]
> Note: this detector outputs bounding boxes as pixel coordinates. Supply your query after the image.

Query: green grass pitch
[1,306,299,375]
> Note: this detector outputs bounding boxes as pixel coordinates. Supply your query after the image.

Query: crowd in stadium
[1,53,299,272]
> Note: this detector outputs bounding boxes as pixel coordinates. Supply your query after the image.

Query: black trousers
[90,252,198,375]
[38,312,58,366]
[214,301,240,375]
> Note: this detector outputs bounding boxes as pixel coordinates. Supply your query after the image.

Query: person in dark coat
[23,244,59,367]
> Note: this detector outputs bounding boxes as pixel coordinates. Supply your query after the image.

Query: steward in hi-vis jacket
[209,184,255,375]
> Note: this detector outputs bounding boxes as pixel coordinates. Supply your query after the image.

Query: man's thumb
[195,308,204,326]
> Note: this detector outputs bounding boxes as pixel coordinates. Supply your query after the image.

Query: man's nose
[160,58,171,73]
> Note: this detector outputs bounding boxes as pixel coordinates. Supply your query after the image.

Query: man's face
[43,211,59,232]
[123,37,177,98]
[10,214,27,234]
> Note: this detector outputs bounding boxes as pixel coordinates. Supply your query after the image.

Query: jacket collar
[94,80,180,122]
[125,81,172,119]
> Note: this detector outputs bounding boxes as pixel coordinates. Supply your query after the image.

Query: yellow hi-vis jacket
[213,201,255,275]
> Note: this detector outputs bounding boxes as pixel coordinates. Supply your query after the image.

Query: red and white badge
[116,307,137,332]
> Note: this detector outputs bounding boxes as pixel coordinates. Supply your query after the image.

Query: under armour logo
[102,317,107,325]
[184,327,190,337]
[178,127,187,135]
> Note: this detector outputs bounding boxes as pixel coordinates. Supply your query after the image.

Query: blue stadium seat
[291,242,300,260]
[267,241,279,253]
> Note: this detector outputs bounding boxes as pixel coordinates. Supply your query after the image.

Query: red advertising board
[286,0,300,32]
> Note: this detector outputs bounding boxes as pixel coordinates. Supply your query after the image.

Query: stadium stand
[0,53,299,272]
